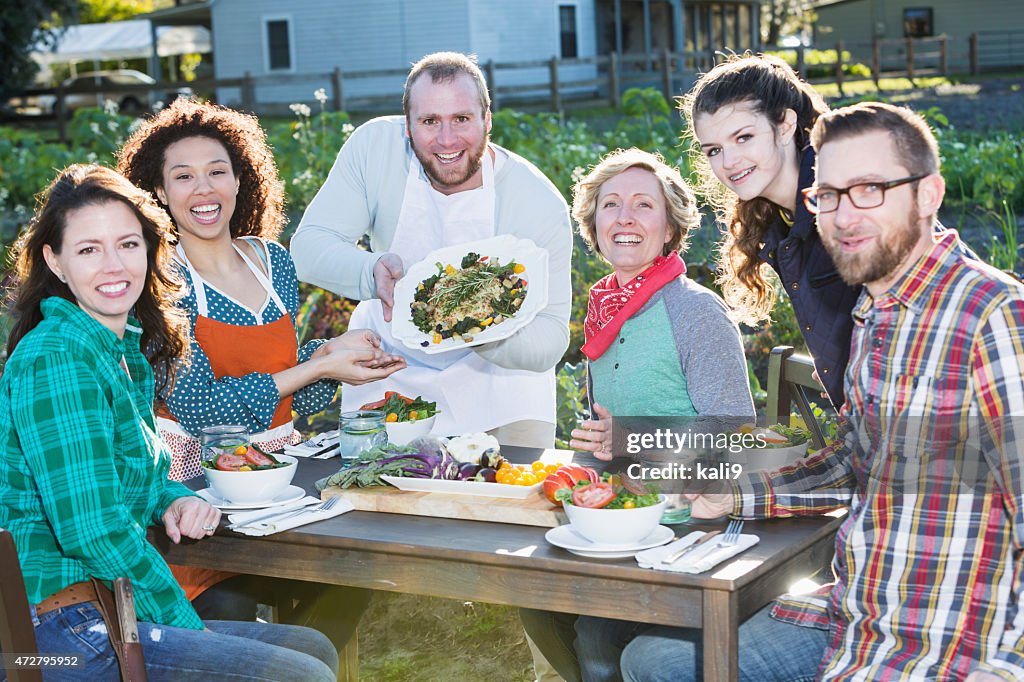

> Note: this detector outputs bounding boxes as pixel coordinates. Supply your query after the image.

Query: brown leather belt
[35,580,98,616]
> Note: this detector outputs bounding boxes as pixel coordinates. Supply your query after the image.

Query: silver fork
[228,496,339,530]
[718,518,744,547]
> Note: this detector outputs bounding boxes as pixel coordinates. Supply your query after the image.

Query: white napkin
[284,431,340,458]
[227,496,354,536]
[636,530,759,574]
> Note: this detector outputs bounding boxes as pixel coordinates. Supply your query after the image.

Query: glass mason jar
[200,424,250,466]
[338,410,388,467]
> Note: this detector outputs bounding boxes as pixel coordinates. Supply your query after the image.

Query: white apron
[341,149,555,435]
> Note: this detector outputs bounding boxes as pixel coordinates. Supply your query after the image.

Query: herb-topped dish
[411,252,526,345]
[390,235,549,354]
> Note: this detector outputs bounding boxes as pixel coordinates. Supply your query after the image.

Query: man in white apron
[292,52,572,449]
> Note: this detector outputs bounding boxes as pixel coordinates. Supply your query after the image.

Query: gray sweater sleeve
[662,279,756,420]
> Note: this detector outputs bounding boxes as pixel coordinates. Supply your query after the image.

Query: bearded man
[291,52,571,447]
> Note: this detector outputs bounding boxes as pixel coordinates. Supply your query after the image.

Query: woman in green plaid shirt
[0,165,337,681]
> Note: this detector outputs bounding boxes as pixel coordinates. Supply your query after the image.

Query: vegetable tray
[391,235,549,354]
[380,475,542,499]
[320,484,566,528]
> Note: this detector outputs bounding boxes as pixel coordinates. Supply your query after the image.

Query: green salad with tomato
[361,392,438,423]
[554,472,661,509]
[201,443,290,472]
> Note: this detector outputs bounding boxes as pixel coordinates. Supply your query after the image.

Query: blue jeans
[29,602,338,681]
[576,605,829,682]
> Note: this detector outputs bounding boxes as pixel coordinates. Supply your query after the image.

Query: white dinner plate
[380,475,543,499]
[390,235,549,354]
[196,484,305,510]
[545,524,675,558]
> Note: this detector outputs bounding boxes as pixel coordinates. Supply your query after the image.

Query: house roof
[31,20,212,65]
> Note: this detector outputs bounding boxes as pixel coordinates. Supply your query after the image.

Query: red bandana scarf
[582,253,686,361]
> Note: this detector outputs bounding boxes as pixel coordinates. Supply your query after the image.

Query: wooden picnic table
[156,447,840,682]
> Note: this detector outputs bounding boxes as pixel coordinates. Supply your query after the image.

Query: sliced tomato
[561,464,599,485]
[543,475,573,505]
[214,453,247,471]
[241,447,275,467]
[571,482,616,508]
[360,398,388,410]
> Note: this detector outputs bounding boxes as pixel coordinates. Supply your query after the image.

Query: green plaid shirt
[0,297,202,630]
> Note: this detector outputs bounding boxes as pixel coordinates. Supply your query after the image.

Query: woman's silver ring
[202,524,217,531]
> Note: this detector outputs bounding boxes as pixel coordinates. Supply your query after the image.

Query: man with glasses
[596,102,1024,681]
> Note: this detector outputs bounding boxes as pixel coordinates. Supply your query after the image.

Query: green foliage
[938,127,1024,213]
[77,0,155,23]
[267,91,354,232]
[554,362,588,448]
[985,201,1021,275]
[764,48,872,80]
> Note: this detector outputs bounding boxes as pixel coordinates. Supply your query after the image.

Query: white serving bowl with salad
[552,469,667,546]
[361,392,439,446]
[203,447,297,505]
[740,423,811,470]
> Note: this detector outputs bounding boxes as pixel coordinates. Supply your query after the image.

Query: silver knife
[226,500,319,530]
[660,530,722,565]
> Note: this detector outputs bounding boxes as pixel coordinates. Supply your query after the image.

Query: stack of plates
[545,525,675,559]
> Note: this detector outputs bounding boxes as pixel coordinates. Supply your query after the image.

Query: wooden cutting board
[321,485,567,528]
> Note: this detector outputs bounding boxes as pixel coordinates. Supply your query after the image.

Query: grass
[359,593,534,681]
[812,75,950,98]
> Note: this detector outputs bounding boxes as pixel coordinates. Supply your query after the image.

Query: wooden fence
[6,29,1023,142]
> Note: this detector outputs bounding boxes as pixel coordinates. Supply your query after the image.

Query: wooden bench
[764,346,828,449]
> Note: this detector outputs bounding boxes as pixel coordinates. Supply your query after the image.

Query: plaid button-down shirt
[0,297,203,630]
[738,231,1024,681]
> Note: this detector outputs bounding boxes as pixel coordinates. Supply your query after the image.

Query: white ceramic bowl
[384,414,437,446]
[563,495,668,546]
[203,454,297,505]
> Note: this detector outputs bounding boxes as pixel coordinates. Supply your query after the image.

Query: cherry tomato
[233,445,248,455]
[531,461,546,472]
[571,482,616,508]
[535,470,548,481]
[544,463,560,474]
[241,447,275,467]
[623,500,636,509]
[519,472,538,486]
[214,453,247,471]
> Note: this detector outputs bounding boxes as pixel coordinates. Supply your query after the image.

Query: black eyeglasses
[802,174,929,215]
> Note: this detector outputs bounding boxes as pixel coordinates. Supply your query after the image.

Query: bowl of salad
[740,423,811,470]
[556,473,667,546]
[202,447,297,505]
[361,392,439,446]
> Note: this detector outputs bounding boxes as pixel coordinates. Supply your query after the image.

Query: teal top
[589,276,754,419]
[0,297,203,629]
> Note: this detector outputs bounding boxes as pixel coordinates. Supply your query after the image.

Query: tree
[78,0,158,24]
[762,0,813,46]
[0,0,80,98]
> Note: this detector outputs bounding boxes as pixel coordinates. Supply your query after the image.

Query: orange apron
[165,238,300,600]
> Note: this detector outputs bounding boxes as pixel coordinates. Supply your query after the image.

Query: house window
[903,8,933,38]
[559,5,579,59]
[264,17,293,72]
